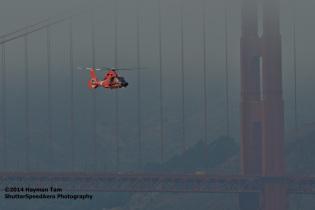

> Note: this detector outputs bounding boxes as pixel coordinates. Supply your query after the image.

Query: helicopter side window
[111,77,120,84]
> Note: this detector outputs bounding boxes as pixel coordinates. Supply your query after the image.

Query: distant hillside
[97,136,240,210]
[123,136,240,210]
[144,136,239,173]
[122,127,315,210]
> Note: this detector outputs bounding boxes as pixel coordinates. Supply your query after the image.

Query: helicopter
[79,67,133,89]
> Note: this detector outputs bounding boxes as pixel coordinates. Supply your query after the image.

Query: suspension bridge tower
[240,0,262,209]
[261,0,287,209]
[240,0,287,209]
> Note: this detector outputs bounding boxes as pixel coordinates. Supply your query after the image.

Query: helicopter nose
[124,82,129,87]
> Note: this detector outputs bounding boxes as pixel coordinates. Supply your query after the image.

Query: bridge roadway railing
[0,173,315,194]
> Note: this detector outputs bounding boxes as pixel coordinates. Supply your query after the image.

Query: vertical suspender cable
[224,1,230,137]
[90,10,97,170]
[293,13,303,210]
[1,44,7,170]
[292,1,301,209]
[69,18,75,171]
[136,0,143,170]
[46,26,53,168]
[201,0,209,168]
[114,0,120,171]
[202,0,208,142]
[292,7,298,134]
[158,0,165,162]
[24,30,30,171]
[180,0,186,153]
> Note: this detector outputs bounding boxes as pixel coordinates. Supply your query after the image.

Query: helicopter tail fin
[90,68,98,80]
[88,68,99,89]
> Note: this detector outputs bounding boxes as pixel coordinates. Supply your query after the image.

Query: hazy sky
[0,2,314,210]
[0,0,90,33]
[0,0,314,171]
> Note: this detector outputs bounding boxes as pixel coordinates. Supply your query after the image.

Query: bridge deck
[0,173,314,194]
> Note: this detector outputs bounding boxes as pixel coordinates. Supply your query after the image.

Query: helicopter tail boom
[88,68,99,89]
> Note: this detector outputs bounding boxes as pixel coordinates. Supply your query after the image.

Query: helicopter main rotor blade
[77,66,147,71]
[77,67,102,71]
[102,67,147,71]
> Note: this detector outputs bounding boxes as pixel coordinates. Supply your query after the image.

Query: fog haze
[0,0,314,179]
